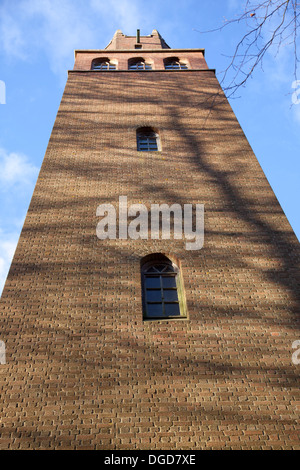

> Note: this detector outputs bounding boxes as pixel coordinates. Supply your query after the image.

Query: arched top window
[91,58,117,70]
[164,57,188,70]
[141,254,187,320]
[129,58,152,70]
[136,127,160,151]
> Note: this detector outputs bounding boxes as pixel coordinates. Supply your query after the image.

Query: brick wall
[74,50,208,71]
[105,29,170,50]
[0,47,299,449]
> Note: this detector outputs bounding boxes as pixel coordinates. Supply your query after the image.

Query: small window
[137,127,159,151]
[141,255,187,320]
[92,59,117,70]
[164,58,188,70]
[129,58,152,70]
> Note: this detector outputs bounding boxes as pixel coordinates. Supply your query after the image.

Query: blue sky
[0,0,299,294]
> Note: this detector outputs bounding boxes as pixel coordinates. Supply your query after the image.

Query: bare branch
[195,1,300,97]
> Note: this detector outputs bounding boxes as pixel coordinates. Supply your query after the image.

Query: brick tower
[0,30,299,450]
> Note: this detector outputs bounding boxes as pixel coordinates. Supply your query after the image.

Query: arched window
[129,58,152,70]
[136,127,160,151]
[141,254,187,320]
[164,58,188,70]
[91,58,117,70]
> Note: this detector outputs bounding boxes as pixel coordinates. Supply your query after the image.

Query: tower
[0,29,299,450]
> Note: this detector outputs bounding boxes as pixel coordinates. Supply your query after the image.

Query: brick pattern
[74,51,208,72]
[74,30,207,71]
[0,39,299,449]
[105,29,170,50]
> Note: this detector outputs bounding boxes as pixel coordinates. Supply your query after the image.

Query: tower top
[105,29,170,50]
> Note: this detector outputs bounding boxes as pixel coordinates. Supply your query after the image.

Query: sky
[0,0,299,294]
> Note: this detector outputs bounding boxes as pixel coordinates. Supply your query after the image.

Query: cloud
[227,0,240,11]
[89,0,143,34]
[0,0,144,77]
[0,147,38,294]
[293,102,300,123]
[0,148,38,190]
[0,257,5,296]
[0,231,18,296]
[0,0,96,76]
[0,9,26,59]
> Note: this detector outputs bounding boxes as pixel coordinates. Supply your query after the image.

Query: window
[129,58,152,70]
[141,255,187,320]
[136,127,159,151]
[164,58,188,70]
[92,59,117,70]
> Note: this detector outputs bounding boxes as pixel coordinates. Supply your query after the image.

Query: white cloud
[0,9,26,59]
[0,232,18,296]
[0,148,38,189]
[0,148,37,294]
[0,0,97,76]
[0,257,5,296]
[227,0,240,12]
[0,0,144,77]
[23,0,99,74]
[90,0,143,34]
[293,103,300,123]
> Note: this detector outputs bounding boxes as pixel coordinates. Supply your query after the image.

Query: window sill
[143,316,188,322]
